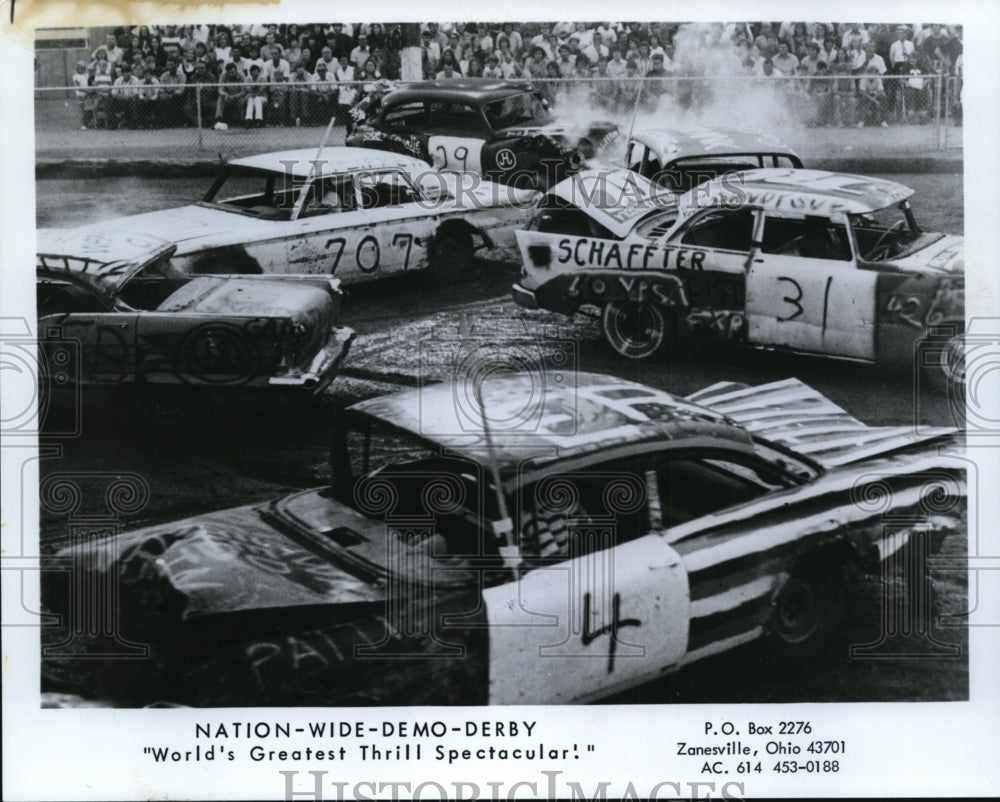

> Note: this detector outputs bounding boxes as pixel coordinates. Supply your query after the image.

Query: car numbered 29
[513,168,965,392]
[42,371,965,706]
[347,80,619,188]
[38,147,536,287]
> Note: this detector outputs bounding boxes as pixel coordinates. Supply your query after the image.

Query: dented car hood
[886,233,964,274]
[685,378,957,468]
[85,500,387,621]
[38,203,272,259]
[158,276,334,326]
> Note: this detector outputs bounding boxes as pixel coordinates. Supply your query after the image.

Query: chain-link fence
[36,74,961,162]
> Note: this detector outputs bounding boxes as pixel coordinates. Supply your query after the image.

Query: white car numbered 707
[513,168,965,392]
[38,147,535,286]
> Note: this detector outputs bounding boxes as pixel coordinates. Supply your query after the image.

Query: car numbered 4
[42,372,964,706]
[38,147,536,287]
[513,168,965,392]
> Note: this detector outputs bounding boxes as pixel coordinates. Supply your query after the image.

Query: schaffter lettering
[554,237,707,271]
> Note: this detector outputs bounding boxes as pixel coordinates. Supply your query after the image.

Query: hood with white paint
[886,233,964,274]
[38,203,272,259]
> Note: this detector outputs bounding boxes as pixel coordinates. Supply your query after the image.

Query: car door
[38,283,138,385]
[285,176,380,282]
[46,312,139,385]
[351,169,439,278]
[659,207,755,341]
[482,464,689,704]
[746,211,877,360]
[426,101,486,173]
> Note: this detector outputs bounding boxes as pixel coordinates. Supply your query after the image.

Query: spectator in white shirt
[840,23,869,52]
[227,46,250,77]
[482,53,503,79]
[889,27,915,72]
[853,41,886,75]
[582,31,610,64]
[772,41,799,74]
[350,35,371,70]
[263,51,291,82]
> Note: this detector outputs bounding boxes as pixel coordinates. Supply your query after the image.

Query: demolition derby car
[624,127,803,192]
[37,147,534,287]
[42,371,964,706]
[346,80,619,187]
[36,234,353,428]
[513,168,965,391]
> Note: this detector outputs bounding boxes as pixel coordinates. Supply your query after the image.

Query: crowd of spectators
[66,22,963,131]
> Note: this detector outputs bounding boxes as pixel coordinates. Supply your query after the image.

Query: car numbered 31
[41,371,964,706]
[37,147,536,287]
[513,168,965,392]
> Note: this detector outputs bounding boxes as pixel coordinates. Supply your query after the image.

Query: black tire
[427,230,474,286]
[921,327,966,397]
[129,384,213,437]
[600,300,669,360]
[767,555,849,662]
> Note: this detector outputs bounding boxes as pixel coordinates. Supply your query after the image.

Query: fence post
[942,78,951,150]
[933,72,942,150]
[196,85,204,150]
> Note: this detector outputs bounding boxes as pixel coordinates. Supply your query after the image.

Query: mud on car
[36,234,354,432]
[513,168,965,393]
[37,146,535,287]
[346,80,619,188]
[42,371,964,706]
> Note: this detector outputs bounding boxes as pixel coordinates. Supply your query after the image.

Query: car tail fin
[685,378,957,468]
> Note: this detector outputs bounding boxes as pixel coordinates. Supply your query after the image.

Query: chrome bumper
[269,326,355,392]
[511,283,539,310]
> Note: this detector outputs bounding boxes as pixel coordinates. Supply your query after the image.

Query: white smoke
[546,22,810,160]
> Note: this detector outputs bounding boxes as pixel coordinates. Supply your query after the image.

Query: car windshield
[850,200,922,262]
[482,91,551,130]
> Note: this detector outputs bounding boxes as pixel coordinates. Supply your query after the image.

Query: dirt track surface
[34,171,969,704]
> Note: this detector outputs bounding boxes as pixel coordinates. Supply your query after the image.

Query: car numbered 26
[513,168,965,392]
[42,371,964,706]
[38,147,536,287]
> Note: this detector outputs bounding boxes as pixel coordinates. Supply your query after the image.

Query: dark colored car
[36,235,354,431]
[346,80,619,187]
[42,371,964,706]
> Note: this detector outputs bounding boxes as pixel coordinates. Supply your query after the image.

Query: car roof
[682,168,914,216]
[228,146,430,178]
[383,79,536,106]
[547,168,677,238]
[347,371,752,472]
[630,128,802,165]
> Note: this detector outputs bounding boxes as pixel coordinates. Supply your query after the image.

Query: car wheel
[768,556,849,662]
[921,327,966,397]
[428,230,474,286]
[130,384,213,437]
[600,300,669,360]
